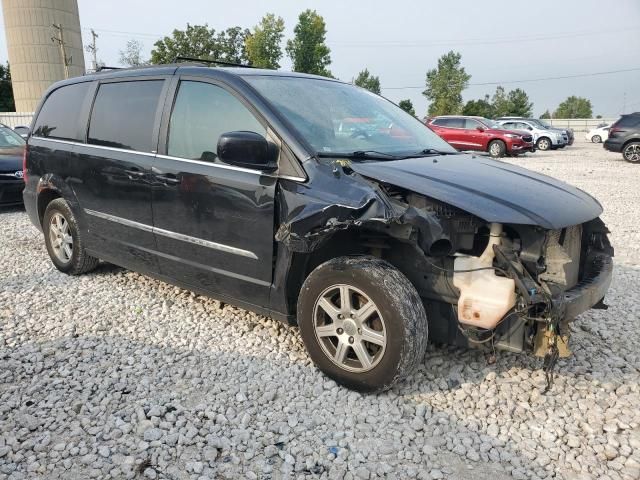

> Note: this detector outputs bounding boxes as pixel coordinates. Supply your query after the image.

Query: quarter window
[168,81,265,161]
[88,80,164,151]
[33,82,92,141]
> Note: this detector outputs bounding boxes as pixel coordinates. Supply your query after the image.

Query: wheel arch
[36,174,82,227]
[283,228,423,322]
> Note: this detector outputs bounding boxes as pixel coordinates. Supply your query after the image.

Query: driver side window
[168,81,266,161]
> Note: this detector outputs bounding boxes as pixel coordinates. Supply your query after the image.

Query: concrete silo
[2,0,85,112]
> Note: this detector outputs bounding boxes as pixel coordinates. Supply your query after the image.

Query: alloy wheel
[489,143,501,156]
[624,144,640,163]
[592,135,601,143]
[538,138,550,150]
[313,284,387,373]
[49,213,73,263]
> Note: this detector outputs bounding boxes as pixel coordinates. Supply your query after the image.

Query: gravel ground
[1,140,639,480]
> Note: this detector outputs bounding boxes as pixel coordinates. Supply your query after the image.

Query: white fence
[0,112,33,128]
[545,118,618,132]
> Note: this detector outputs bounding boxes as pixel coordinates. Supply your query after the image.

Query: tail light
[608,127,621,138]
[22,145,28,182]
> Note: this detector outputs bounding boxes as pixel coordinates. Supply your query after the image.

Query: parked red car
[427,116,535,158]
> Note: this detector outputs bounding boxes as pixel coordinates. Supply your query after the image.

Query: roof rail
[173,56,255,68]
[96,65,123,72]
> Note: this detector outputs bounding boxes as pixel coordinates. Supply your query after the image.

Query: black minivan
[24,64,613,391]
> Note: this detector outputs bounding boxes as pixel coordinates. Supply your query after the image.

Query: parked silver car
[497,117,572,148]
[496,118,566,151]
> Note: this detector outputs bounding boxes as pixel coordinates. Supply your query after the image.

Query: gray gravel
[1,140,639,479]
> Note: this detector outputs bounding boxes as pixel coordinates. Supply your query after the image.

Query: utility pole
[51,24,70,79]
[85,29,99,72]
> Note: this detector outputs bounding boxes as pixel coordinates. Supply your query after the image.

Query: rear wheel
[537,137,551,151]
[623,142,640,163]
[488,140,506,158]
[43,198,99,274]
[591,135,601,144]
[297,256,428,392]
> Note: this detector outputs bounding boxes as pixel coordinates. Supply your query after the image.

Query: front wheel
[623,142,640,163]
[536,137,551,151]
[488,140,506,158]
[43,198,99,274]
[591,135,601,143]
[297,256,428,392]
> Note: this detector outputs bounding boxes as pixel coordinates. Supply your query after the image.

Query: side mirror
[528,126,533,130]
[476,126,485,132]
[217,131,278,172]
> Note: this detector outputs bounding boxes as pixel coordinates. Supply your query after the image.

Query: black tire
[43,198,99,275]
[536,137,551,151]
[488,140,506,158]
[622,142,640,163]
[297,256,428,392]
[591,135,601,144]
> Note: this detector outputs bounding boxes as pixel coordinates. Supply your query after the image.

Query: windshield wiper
[317,150,405,160]
[410,148,457,156]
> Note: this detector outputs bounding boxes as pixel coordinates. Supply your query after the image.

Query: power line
[382,67,640,90]
[331,26,640,48]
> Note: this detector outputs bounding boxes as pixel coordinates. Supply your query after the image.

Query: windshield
[480,118,503,129]
[244,76,456,157]
[0,127,25,148]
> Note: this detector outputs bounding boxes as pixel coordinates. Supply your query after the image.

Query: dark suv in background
[604,113,640,163]
[23,63,613,392]
[0,123,26,206]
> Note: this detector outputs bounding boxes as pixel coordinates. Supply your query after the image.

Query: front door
[151,78,276,307]
[74,78,168,273]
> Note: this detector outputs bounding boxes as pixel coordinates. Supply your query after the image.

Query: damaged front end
[275,158,614,387]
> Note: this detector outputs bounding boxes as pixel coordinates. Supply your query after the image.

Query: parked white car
[585,124,610,143]
[495,119,566,151]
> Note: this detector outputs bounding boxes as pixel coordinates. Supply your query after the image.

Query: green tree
[506,88,533,117]
[554,96,593,118]
[491,86,511,117]
[150,24,249,65]
[0,63,15,112]
[286,10,332,77]
[245,14,285,69]
[539,110,552,119]
[119,39,147,67]
[398,99,415,116]
[354,69,381,94]
[462,95,494,117]
[218,26,250,64]
[423,51,470,116]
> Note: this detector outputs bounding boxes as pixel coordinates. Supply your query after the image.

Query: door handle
[155,173,181,185]
[124,168,146,179]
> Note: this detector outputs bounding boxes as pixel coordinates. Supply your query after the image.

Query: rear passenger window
[616,116,640,128]
[88,80,164,151]
[33,82,91,141]
[168,81,265,161]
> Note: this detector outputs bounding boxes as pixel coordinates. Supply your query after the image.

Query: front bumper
[0,178,24,206]
[509,141,535,154]
[563,253,613,319]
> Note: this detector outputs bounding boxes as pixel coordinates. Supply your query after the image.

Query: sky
[1,0,639,117]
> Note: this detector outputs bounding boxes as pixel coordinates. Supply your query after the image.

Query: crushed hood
[350,154,602,229]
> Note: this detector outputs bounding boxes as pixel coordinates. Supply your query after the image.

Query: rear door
[462,119,485,149]
[151,77,277,306]
[430,118,460,149]
[74,77,169,272]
